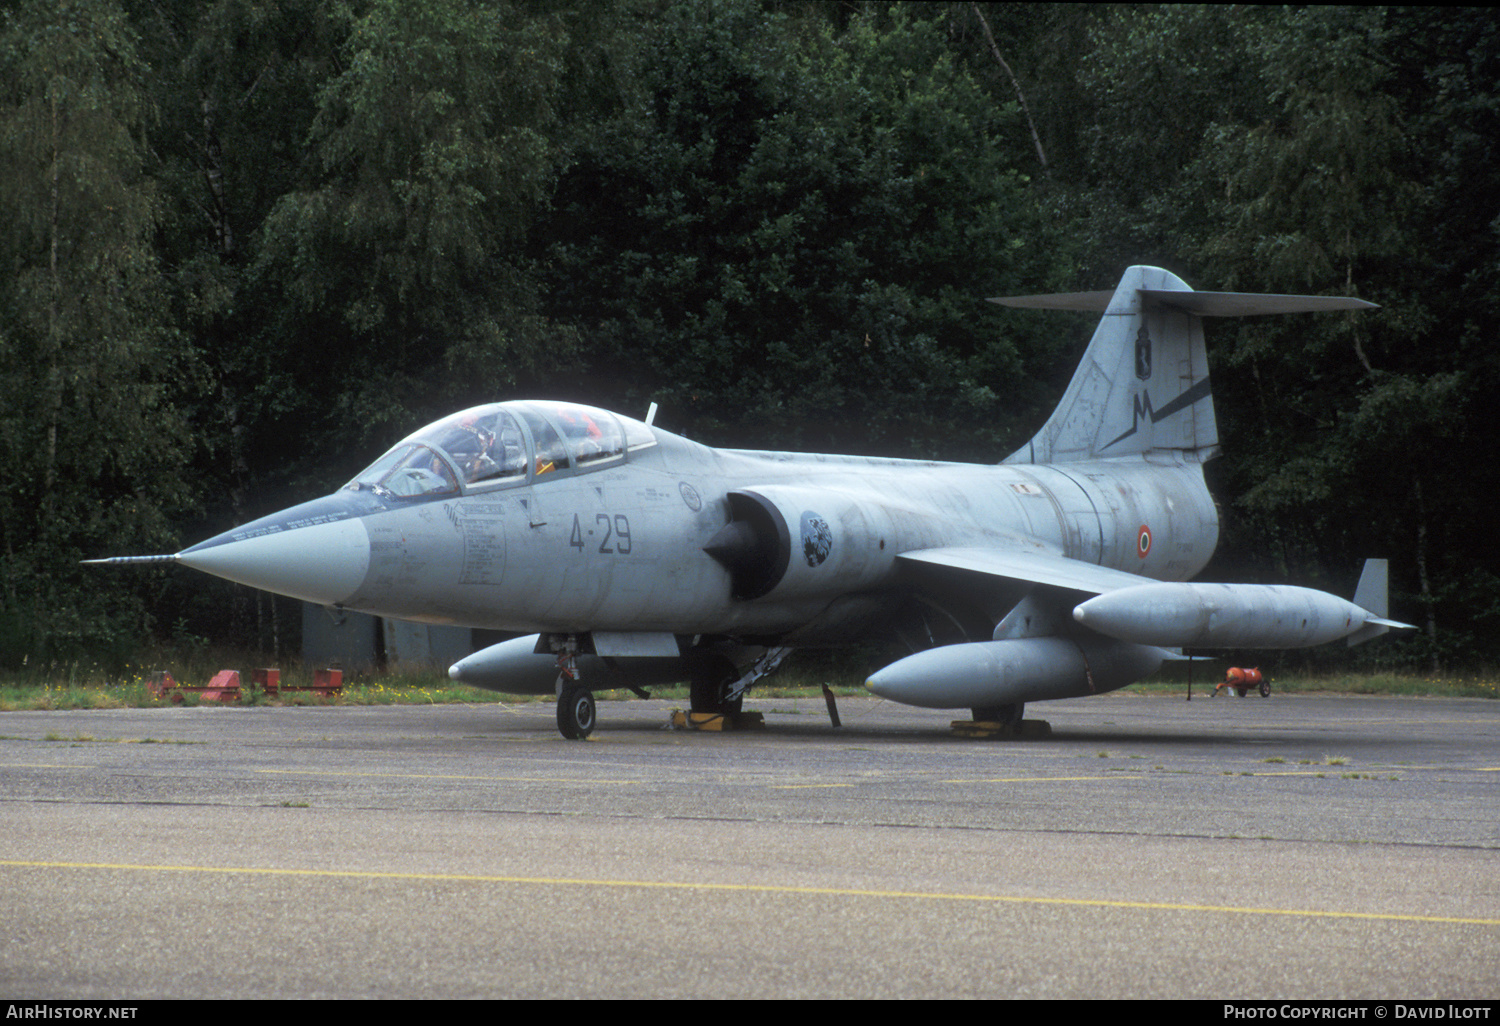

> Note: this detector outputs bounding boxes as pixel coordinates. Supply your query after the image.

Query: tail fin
[992,265,1377,464]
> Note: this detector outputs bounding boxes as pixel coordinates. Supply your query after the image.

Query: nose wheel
[550,640,596,740]
[557,685,596,740]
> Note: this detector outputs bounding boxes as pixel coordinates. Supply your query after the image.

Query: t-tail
[991,265,1377,465]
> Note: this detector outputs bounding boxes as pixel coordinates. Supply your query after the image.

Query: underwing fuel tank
[448,634,730,695]
[1072,582,1393,649]
[864,637,1164,709]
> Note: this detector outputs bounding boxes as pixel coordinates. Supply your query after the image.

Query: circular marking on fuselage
[801,511,832,567]
[1137,525,1152,558]
[679,481,702,512]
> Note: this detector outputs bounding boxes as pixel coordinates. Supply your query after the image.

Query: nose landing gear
[551,637,596,740]
[557,684,596,740]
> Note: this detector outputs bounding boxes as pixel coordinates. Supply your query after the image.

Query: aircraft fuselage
[210,427,1216,643]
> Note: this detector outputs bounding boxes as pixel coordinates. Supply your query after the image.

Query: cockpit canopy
[346,400,656,500]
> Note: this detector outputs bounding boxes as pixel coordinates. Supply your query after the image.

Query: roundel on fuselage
[801,511,832,567]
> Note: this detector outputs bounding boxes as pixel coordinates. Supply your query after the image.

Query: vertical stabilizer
[1347,558,1405,647]
[1352,558,1390,619]
[991,266,1377,466]
[994,266,1216,464]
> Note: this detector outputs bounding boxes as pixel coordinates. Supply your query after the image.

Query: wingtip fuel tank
[1072,580,1413,649]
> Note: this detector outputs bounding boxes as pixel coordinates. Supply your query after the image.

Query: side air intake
[703,491,791,600]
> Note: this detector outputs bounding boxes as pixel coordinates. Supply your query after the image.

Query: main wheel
[690,675,742,716]
[688,649,742,716]
[557,686,596,740]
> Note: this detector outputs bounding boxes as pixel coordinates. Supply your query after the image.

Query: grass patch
[1131,667,1498,699]
[1,684,146,711]
[0,645,1493,711]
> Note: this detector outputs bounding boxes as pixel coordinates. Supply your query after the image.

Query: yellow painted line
[254,768,642,784]
[939,775,1135,784]
[2,859,1495,927]
[1248,771,1377,777]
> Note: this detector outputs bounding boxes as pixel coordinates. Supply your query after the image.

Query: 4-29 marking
[570,513,632,554]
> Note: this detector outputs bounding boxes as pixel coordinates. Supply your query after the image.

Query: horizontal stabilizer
[1138,290,1378,317]
[987,290,1114,312]
[988,289,1377,317]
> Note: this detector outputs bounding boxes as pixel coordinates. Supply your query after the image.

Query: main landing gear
[971,703,1025,730]
[689,651,744,718]
[684,645,789,727]
[953,701,1049,739]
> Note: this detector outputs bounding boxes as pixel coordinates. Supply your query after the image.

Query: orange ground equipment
[148,669,242,703]
[149,668,343,703]
[1215,666,1269,698]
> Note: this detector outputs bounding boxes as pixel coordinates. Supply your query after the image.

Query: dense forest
[1,1,1494,673]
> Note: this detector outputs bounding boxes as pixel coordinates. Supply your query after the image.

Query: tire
[557,687,596,740]
[689,651,741,716]
[690,676,743,717]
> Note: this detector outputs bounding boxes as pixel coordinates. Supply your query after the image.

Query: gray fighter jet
[93,265,1411,738]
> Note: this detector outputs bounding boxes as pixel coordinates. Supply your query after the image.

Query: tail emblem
[1102,377,1214,453]
[1134,324,1152,380]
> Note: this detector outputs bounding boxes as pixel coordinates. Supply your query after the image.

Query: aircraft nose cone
[178,511,371,606]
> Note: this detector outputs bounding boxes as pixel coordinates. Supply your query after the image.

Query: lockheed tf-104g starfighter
[94,266,1412,738]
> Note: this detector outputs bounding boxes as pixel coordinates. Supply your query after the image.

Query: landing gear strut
[550,637,595,740]
[686,645,790,720]
[971,703,1025,729]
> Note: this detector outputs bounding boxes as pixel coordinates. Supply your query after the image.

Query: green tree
[130,0,345,648]
[0,0,195,665]
[255,0,578,462]
[139,0,641,648]
[1070,5,1500,668]
[538,0,1065,458]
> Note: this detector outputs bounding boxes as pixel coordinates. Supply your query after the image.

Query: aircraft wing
[896,546,1150,595]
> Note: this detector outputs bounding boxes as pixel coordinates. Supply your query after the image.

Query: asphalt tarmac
[2,692,1496,999]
